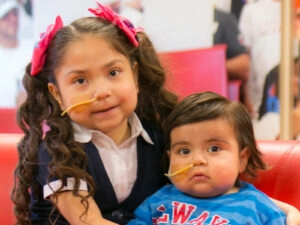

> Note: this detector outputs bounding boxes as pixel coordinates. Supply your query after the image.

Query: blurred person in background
[253,0,300,140]
[213,5,253,114]
[215,0,256,21]
[239,0,284,118]
[0,0,33,107]
[253,58,300,140]
[240,0,300,140]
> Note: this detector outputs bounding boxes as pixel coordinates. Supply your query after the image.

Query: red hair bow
[88,2,142,47]
[30,16,63,76]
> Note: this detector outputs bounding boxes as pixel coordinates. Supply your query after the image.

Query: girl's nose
[92,79,111,99]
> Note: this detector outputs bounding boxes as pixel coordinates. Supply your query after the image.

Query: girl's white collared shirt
[43,113,154,203]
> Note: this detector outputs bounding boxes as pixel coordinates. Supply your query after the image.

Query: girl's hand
[286,208,300,225]
[52,190,119,225]
[272,198,300,225]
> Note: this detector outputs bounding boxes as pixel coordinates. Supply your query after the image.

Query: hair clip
[88,2,143,47]
[30,16,63,76]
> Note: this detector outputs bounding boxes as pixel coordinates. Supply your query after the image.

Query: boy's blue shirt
[127,182,286,225]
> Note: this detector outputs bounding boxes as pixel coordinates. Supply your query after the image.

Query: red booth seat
[252,140,300,209]
[0,133,22,224]
[0,108,22,133]
[159,44,241,101]
[159,44,228,99]
[0,136,299,224]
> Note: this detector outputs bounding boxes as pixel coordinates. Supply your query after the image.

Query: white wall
[143,0,213,52]
[33,0,213,51]
[33,0,97,40]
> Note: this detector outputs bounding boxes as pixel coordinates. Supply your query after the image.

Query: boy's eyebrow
[170,141,190,149]
[171,138,230,149]
[206,138,229,144]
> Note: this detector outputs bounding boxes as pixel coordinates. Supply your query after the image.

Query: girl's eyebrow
[64,59,124,77]
[65,69,85,77]
[103,59,125,68]
[63,69,86,80]
[63,59,127,78]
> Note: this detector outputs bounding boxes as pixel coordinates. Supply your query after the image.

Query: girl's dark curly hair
[12,16,177,225]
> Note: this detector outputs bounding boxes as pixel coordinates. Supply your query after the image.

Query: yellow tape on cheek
[164,164,194,178]
[61,98,98,116]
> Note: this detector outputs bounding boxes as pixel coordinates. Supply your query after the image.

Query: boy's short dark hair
[163,91,266,181]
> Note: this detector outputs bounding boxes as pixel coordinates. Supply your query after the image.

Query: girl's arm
[52,190,118,225]
[273,198,300,225]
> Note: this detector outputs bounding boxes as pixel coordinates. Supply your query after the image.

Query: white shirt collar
[72,113,154,145]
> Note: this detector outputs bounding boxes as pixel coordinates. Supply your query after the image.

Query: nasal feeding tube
[164,163,194,178]
[61,97,98,116]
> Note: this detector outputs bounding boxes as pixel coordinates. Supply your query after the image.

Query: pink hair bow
[88,2,142,47]
[30,16,63,76]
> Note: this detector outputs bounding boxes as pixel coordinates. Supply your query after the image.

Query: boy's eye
[109,70,120,77]
[178,148,190,155]
[207,145,221,153]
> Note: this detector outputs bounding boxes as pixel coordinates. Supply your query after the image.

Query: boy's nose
[192,153,207,166]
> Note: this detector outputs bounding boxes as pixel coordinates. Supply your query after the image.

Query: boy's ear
[48,83,65,110]
[167,150,170,158]
[239,147,250,173]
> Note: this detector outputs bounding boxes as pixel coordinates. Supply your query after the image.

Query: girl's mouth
[93,105,116,114]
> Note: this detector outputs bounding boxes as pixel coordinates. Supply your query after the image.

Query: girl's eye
[74,77,86,85]
[178,148,190,155]
[207,145,221,153]
[109,70,120,77]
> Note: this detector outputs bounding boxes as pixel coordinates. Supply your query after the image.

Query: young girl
[11,2,300,225]
[12,2,176,225]
[128,91,286,224]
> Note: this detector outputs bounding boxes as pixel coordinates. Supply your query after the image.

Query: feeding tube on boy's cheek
[164,164,194,178]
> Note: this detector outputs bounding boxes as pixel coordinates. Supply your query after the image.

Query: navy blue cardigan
[30,123,167,224]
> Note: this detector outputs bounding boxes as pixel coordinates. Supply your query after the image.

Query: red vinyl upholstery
[252,141,300,210]
[0,134,22,224]
[159,44,229,99]
[159,45,241,101]
[0,108,22,133]
[0,136,299,224]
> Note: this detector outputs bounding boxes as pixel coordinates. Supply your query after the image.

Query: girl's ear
[48,83,65,110]
[239,147,250,173]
